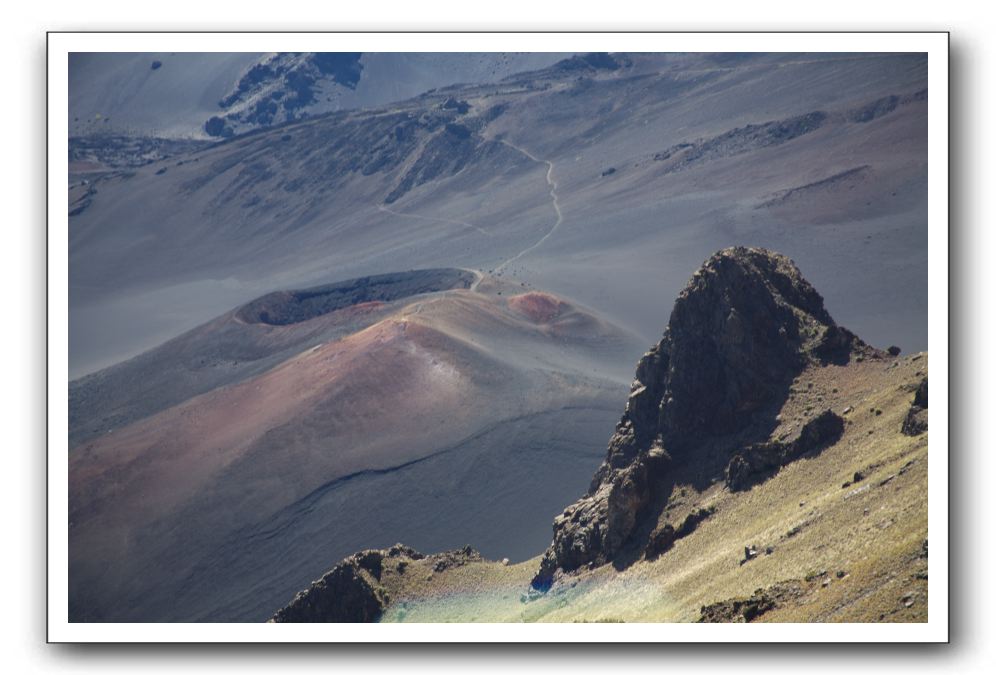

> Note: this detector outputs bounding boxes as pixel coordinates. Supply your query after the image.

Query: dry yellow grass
[374,353,928,623]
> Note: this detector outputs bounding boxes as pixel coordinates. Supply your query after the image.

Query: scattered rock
[430,545,483,573]
[440,97,470,114]
[699,581,804,623]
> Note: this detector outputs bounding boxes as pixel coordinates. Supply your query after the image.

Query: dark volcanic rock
[726,441,785,492]
[902,377,928,436]
[270,544,422,623]
[555,53,623,72]
[651,248,837,444]
[655,111,829,175]
[645,506,715,560]
[236,268,475,326]
[532,247,872,589]
[726,410,844,491]
[270,551,389,623]
[429,545,483,573]
[698,581,805,623]
[913,377,928,408]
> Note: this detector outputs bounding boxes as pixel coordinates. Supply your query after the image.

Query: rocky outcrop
[726,409,845,491]
[698,580,805,623]
[645,506,716,560]
[429,545,483,573]
[235,268,475,326]
[270,544,420,623]
[532,247,876,589]
[902,377,928,436]
[270,544,486,622]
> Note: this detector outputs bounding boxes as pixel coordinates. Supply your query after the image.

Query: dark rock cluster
[430,545,483,573]
[269,545,417,623]
[235,268,475,326]
[214,53,364,132]
[726,409,845,492]
[654,111,829,175]
[269,544,485,622]
[902,377,928,436]
[698,580,805,623]
[645,506,716,560]
[554,52,625,72]
[532,247,874,590]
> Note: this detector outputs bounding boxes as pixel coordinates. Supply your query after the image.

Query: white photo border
[47,31,949,643]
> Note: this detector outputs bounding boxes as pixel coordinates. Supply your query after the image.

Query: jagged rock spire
[532,247,875,589]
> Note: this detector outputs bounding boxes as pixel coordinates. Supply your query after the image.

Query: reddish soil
[507,292,566,324]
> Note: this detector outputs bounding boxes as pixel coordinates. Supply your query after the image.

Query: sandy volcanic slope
[373,353,929,623]
[68,280,642,621]
[69,269,478,447]
[70,52,927,379]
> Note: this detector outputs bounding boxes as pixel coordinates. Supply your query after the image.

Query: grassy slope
[371,352,929,623]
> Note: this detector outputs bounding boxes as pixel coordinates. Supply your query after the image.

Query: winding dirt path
[495,139,563,273]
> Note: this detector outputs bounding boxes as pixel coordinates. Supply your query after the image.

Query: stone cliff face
[532,247,876,589]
